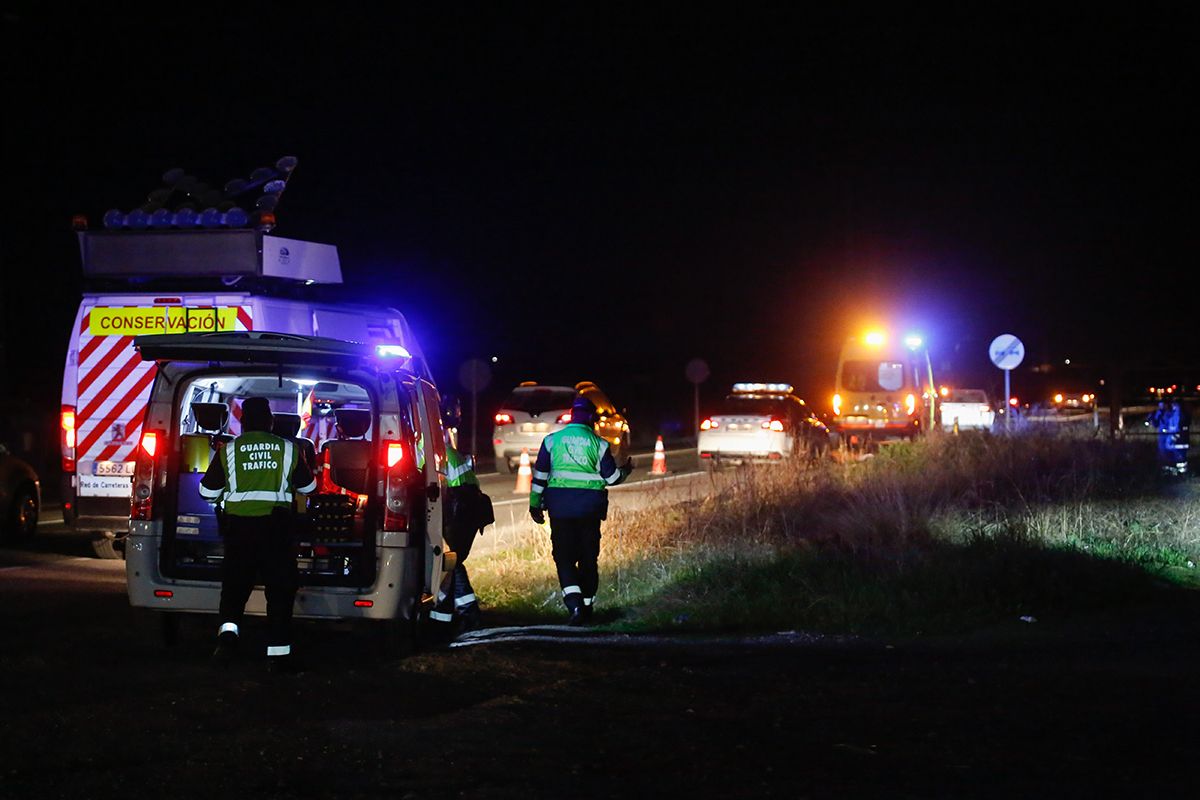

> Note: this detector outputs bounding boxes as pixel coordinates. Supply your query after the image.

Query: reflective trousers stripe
[582,597,594,606]
[430,610,454,622]
[267,644,291,657]
[219,622,239,635]
[562,585,582,596]
[454,593,477,608]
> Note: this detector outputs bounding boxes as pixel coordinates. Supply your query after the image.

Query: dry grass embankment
[470,430,1200,635]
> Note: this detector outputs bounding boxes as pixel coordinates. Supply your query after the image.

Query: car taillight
[832,394,842,416]
[762,418,785,432]
[557,412,572,424]
[61,405,76,472]
[382,439,411,531]
[494,412,514,425]
[700,418,717,431]
[905,394,916,416]
[131,429,164,521]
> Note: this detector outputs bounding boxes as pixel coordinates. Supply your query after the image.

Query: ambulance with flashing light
[60,225,426,558]
[124,332,449,648]
[831,331,936,446]
[697,383,831,467]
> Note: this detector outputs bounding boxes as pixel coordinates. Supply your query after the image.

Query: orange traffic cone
[513,448,532,493]
[651,435,667,474]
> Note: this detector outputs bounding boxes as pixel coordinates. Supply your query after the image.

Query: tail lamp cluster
[131,430,164,521]
[700,418,786,431]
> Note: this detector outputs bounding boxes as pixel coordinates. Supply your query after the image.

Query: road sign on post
[989,334,1025,429]
[685,358,710,442]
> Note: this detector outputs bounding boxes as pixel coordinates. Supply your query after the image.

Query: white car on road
[492,381,630,472]
[698,383,830,467]
[940,389,995,431]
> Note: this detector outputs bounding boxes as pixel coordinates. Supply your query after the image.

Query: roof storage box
[78,230,342,284]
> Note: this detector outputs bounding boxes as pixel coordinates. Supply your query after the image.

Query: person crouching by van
[199,397,317,672]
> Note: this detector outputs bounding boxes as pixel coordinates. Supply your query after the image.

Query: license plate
[93,460,135,477]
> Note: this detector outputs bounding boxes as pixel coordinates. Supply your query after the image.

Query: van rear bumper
[125,522,424,621]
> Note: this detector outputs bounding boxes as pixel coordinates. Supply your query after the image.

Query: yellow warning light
[864,331,886,346]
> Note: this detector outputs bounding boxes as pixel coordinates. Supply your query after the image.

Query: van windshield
[503,387,576,414]
[842,360,907,392]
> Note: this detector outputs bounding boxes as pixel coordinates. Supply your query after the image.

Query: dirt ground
[1,566,1198,800]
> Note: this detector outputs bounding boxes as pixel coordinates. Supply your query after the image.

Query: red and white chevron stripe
[74,306,253,466]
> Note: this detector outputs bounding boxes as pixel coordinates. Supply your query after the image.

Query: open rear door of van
[134,332,394,585]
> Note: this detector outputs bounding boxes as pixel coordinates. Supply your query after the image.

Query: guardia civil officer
[429,432,491,634]
[200,397,317,670]
[529,397,633,625]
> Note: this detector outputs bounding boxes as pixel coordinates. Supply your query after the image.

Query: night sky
[1,8,1194,458]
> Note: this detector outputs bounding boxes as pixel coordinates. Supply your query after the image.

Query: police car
[125,332,455,650]
[698,383,830,468]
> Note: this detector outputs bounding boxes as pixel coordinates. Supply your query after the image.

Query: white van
[125,332,449,649]
[60,229,428,557]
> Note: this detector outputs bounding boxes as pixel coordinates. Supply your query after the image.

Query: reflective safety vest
[217,431,304,517]
[544,424,608,491]
[445,443,479,487]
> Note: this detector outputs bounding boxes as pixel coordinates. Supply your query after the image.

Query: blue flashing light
[376,344,412,359]
[904,334,924,350]
[173,208,199,227]
[149,208,173,229]
[222,207,249,227]
[199,207,222,227]
[102,209,125,230]
[276,155,298,173]
[263,179,287,194]
[126,209,150,230]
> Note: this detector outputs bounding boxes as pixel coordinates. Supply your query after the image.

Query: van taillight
[494,413,514,425]
[61,405,76,472]
[557,412,572,424]
[762,418,785,432]
[382,439,410,532]
[131,429,164,521]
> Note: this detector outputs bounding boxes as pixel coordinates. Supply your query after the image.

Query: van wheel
[92,531,124,560]
[160,612,181,648]
[3,485,38,542]
[381,606,423,657]
[501,458,516,474]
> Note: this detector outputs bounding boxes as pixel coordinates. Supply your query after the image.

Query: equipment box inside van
[125,332,450,642]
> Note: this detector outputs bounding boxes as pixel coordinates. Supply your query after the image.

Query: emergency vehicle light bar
[375,345,412,359]
[732,383,793,394]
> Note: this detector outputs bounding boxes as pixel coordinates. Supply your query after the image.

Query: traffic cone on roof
[651,436,667,475]
[514,448,532,494]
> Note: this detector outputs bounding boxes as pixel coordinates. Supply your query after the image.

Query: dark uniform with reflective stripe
[530,400,632,623]
[200,399,317,663]
[431,441,488,629]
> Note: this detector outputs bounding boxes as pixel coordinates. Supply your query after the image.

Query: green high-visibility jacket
[445,443,479,487]
[200,430,318,517]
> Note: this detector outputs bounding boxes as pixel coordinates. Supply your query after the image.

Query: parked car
[698,383,831,468]
[0,444,40,542]
[939,389,995,431]
[492,381,630,472]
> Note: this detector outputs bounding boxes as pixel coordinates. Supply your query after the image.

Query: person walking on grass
[529,397,633,625]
